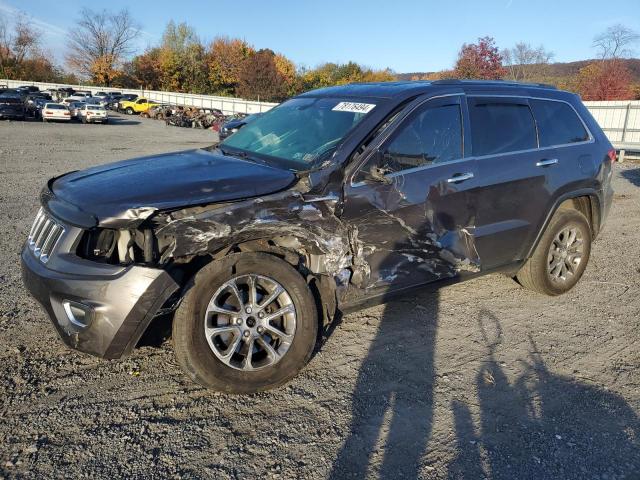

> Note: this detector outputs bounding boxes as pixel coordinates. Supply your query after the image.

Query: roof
[300,79,559,100]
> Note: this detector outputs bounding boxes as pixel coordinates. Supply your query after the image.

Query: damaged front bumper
[21,246,179,359]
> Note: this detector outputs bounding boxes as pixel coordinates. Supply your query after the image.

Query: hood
[49,149,296,227]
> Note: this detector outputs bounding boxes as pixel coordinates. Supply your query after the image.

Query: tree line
[1,8,639,102]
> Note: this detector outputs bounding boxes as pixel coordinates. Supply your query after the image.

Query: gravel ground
[0,114,639,480]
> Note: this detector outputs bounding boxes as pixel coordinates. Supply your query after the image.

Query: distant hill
[398,58,640,82]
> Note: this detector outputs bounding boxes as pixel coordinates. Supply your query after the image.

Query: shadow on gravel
[330,291,440,479]
[447,310,640,480]
[621,167,640,187]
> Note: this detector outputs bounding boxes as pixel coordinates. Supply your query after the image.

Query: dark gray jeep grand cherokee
[22,80,615,393]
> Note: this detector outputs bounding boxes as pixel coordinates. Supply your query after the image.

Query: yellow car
[119,98,159,115]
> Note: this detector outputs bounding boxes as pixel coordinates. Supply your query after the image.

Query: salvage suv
[21,80,615,393]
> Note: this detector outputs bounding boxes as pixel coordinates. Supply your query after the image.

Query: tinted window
[470,100,537,156]
[380,103,463,172]
[531,99,589,147]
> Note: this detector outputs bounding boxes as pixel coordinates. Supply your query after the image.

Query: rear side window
[381,103,463,171]
[530,99,589,147]
[469,100,537,156]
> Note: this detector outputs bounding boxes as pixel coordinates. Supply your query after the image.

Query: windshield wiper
[219,147,271,167]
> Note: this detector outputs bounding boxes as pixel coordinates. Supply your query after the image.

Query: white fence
[583,100,640,148]
[2,78,639,150]
[0,78,278,115]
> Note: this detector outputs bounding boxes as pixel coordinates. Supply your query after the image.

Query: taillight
[608,148,617,163]
[44,111,52,114]
[64,111,70,115]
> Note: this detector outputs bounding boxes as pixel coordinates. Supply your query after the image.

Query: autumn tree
[454,36,506,80]
[302,62,396,90]
[237,49,289,101]
[156,22,209,93]
[66,8,140,86]
[575,60,633,100]
[0,12,64,81]
[274,53,300,96]
[207,37,255,96]
[129,48,162,89]
[502,42,554,82]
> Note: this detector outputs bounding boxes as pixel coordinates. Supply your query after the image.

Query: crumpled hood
[50,149,296,227]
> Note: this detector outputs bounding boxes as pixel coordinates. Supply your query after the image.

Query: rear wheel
[173,253,318,393]
[126,107,134,115]
[517,209,591,296]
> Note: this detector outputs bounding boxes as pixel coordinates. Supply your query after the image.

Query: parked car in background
[0,95,26,120]
[68,92,92,102]
[25,94,51,118]
[219,113,262,140]
[69,101,86,120]
[30,97,49,119]
[18,85,39,93]
[104,94,123,110]
[119,97,159,115]
[113,93,137,110]
[41,103,71,122]
[79,104,108,124]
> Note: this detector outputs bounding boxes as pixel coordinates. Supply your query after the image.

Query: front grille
[28,208,65,263]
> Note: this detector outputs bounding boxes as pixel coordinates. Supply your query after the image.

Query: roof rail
[431,79,557,89]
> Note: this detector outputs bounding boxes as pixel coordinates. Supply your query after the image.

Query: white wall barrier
[0,78,278,115]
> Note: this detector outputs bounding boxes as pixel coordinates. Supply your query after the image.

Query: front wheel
[125,107,134,115]
[517,209,591,296]
[173,253,318,393]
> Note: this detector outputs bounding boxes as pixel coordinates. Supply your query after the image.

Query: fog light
[62,300,93,328]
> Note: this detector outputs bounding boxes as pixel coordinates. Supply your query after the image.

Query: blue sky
[1,0,639,72]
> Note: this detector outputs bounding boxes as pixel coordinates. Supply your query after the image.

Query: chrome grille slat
[27,209,65,263]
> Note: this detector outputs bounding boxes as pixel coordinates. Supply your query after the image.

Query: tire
[173,252,318,393]
[103,119,108,124]
[517,209,591,296]
[42,118,47,123]
[81,117,87,124]
[126,107,134,115]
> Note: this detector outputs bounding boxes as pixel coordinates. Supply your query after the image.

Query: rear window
[46,104,66,110]
[87,106,104,111]
[469,100,537,156]
[530,99,590,147]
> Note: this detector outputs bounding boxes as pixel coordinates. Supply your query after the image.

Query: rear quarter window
[469,100,537,156]
[530,99,590,147]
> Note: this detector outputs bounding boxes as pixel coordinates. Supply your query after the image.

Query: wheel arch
[525,189,602,261]
[144,234,339,346]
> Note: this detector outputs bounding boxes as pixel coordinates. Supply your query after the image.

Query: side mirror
[361,150,393,184]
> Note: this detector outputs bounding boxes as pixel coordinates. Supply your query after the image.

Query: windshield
[220,97,375,170]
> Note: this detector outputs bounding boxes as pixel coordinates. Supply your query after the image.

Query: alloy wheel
[203,274,296,371]
[547,225,584,283]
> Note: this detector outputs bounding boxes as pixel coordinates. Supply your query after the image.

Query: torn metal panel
[153,189,370,286]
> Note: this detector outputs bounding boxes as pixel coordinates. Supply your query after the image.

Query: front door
[341,95,480,293]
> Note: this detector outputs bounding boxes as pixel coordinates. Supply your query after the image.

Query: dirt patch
[0,116,638,479]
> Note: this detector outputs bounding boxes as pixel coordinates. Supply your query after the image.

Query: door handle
[447,172,474,183]
[536,158,559,167]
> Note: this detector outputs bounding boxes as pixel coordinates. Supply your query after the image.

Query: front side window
[469,100,537,156]
[379,103,463,173]
[220,97,373,170]
[530,99,589,147]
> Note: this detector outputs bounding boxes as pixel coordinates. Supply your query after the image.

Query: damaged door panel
[341,95,480,296]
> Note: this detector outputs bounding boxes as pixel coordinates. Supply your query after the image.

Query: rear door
[467,95,593,270]
[467,96,547,269]
[341,94,480,292]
